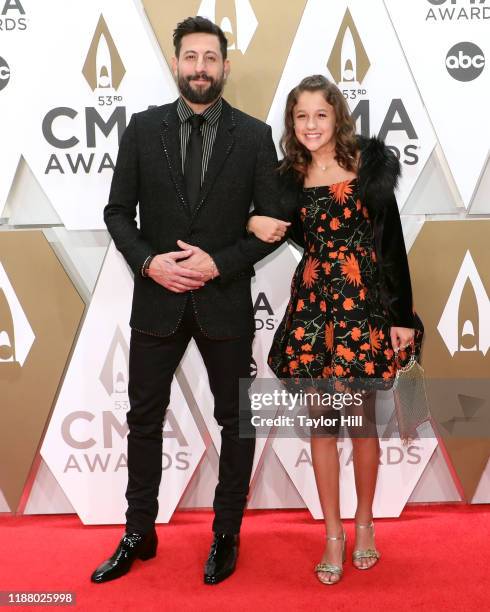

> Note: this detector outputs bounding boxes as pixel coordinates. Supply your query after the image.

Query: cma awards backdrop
[0,0,489,523]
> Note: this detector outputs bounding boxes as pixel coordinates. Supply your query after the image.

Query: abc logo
[0,56,10,91]
[446,42,485,82]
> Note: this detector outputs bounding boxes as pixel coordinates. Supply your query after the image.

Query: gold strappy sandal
[314,531,346,585]
[352,521,381,569]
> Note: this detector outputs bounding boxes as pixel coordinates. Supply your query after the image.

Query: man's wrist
[209,256,219,279]
[141,254,156,277]
[246,216,256,236]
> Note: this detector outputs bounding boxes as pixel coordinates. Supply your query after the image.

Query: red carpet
[1,505,489,611]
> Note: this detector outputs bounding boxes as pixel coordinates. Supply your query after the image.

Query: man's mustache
[188,74,213,82]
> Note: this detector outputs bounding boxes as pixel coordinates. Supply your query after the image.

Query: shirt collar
[177,96,223,126]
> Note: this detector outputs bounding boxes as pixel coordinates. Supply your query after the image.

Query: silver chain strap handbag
[393,338,431,445]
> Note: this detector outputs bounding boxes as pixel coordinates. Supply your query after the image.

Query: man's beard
[178,71,225,104]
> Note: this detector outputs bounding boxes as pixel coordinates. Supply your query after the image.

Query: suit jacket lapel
[192,100,236,219]
[160,101,189,212]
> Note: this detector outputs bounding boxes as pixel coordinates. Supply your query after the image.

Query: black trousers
[125,297,255,535]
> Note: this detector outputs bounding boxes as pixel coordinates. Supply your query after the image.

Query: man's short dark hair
[173,16,228,60]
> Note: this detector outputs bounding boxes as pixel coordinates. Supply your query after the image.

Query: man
[90,16,290,585]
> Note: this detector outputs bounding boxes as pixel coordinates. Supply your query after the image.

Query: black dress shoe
[204,533,239,585]
[90,528,158,583]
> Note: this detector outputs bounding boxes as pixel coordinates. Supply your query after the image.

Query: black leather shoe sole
[90,549,157,584]
[203,566,235,585]
[91,567,130,584]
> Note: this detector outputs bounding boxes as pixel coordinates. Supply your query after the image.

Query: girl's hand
[247,215,291,243]
[390,326,415,353]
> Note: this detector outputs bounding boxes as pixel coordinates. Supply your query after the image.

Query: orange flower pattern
[268,178,397,385]
[302,256,320,288]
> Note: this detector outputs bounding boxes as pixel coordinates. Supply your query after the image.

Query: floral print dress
[268,178,397,387]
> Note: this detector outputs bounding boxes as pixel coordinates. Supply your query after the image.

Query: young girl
[247,75,416,585]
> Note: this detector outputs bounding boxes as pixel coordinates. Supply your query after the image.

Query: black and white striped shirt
[177,96,223,185]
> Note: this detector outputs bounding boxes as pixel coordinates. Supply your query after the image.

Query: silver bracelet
[141,254,155,277]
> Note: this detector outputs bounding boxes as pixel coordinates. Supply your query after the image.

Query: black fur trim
[357,135,401,216]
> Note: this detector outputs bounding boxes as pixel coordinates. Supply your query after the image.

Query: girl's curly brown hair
[279,75,358,180]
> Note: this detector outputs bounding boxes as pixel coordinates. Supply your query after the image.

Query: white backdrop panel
[23,0,177,230]
[386,0,490,207]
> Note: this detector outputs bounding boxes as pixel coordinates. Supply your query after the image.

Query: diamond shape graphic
[407,220,490,500]
[0,262,35,367]
[82,14,126,91]
[0,231,84,513]
[437,250,490,357]
[327,8,370,84]
[197,0,258,54]
[99,325,129,396]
